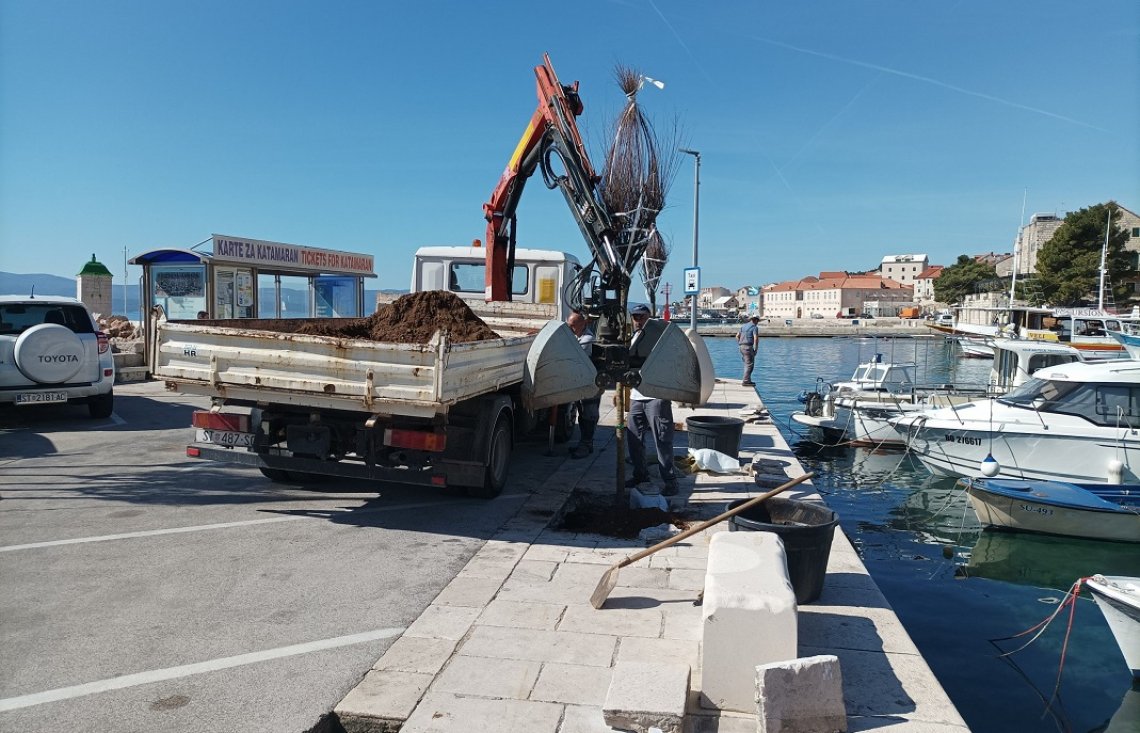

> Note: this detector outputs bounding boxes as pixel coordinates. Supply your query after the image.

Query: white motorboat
[892,360,1140,484]
[791,356,917,444]
[1086,575,1140,679]
[830,339,1088,447]
[956,336,994,359]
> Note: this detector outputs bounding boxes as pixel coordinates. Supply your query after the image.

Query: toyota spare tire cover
[14,323,86,383]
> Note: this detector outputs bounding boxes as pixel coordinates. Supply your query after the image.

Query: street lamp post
[679,148,700,331]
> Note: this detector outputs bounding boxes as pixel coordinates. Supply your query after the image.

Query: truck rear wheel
[468,413,511,498]
[259,467,294,483]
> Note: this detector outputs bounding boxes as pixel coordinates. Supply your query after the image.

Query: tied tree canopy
[933,255,999,304]
[1036,202,1133,307]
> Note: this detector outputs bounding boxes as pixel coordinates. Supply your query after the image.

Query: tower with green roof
[77,254,113,316]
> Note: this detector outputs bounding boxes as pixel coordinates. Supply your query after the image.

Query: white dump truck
[152,54,713,496]
[151,247,587,497]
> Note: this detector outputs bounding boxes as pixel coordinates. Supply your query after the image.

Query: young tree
[933,255,999,304]
[1036,202,1133,307]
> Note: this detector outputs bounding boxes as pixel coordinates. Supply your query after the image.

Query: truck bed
[152,303,554,417]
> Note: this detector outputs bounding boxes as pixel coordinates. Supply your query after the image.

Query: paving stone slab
[335,669,433,732]
[799,605,922,656]
[433,654,542,699]
[459,624,618,667]
[603,661,690,733]
[616,636,701,671]
[558,604,664,638]
[403,605,482,641]
[432,575,504,608]
[531,661,614,706]
[400,691,564,733]
[373,635,459,675]
[558,704,617,733]
[478,598,567,630]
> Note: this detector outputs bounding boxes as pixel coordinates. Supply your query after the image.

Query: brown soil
[294,291,499,343]
[559,505,691,539]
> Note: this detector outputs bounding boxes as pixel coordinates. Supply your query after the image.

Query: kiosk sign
[211,234,374,276]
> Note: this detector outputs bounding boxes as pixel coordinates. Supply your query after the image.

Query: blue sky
[2,0,1137,299]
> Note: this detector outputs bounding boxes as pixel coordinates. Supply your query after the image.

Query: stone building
[763,273,912,319]
[1013,213,1063,275]
[878,254,929,287]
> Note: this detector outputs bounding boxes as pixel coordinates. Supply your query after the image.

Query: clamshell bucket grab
[522,320,600,411]
[637,322,704,404]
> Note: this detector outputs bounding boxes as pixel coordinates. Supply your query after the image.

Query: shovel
[588,472,814,609]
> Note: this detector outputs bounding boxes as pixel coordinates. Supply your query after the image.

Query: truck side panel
[153,321,534,416]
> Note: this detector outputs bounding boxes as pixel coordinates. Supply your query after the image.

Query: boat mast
[1008,189,1026,326]
[1098,208,1112,313]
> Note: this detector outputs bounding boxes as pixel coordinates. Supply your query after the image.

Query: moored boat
[893,360,1140,484]
[1086,574,1140,679]
[960,477,1139,542]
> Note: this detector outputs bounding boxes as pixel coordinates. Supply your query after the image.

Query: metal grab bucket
[728,497,839,604]
[685,415,745,458]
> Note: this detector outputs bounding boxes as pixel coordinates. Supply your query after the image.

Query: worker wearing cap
[625,303,678,496]
[566,310,600,458]
[737,315,760,386]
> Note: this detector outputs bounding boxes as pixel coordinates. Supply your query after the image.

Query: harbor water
[703,334,1140,733]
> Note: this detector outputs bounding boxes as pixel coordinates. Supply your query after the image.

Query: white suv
[0,296,115,418]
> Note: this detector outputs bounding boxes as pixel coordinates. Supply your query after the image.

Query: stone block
[334,669,433,732]
[755,655,846,733]
[700,532,796,713]
[602,661,690,733]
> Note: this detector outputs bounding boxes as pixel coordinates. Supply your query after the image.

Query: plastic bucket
[728,497,839,604]
[686,415,745,458]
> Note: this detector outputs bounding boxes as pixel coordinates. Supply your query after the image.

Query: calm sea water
[703,334,1140,733]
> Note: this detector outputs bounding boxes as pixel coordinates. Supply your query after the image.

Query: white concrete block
[603,661,690,733]
[755,654,846,733]
[700,531,797,713]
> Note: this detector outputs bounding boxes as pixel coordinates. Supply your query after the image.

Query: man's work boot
[570,442,593,459]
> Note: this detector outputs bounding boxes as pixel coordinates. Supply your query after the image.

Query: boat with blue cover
[961,477,1140,542]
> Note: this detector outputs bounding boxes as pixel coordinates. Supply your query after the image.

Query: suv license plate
[196,428,255,448]
[16,392,69,405]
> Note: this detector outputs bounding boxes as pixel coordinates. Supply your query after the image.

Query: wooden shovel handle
[618,472,815,569]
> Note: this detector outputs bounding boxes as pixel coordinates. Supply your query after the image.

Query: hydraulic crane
[483,54,711,411]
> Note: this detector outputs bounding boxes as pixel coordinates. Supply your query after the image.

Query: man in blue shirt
[737,315,760,386]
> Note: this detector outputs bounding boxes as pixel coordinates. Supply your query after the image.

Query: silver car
[0,295,115,418]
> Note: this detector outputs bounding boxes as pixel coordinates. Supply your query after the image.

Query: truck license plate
[16,392,68,405]
[196,428,255,447]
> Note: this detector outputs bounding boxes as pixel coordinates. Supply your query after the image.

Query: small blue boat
[959,477,1140,543]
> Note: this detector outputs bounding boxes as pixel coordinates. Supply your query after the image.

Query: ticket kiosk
[131,234,376,350]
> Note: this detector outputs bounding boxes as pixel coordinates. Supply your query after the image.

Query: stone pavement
[334,379,970,732]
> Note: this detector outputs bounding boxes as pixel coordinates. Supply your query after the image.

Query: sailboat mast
[1008,189,1026,325]
[1098,208,1112,312]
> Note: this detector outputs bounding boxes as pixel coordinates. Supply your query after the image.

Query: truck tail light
[384,428,446,452]
[191,411,250,432]
[186,447,201,457]
[96,332,110,354]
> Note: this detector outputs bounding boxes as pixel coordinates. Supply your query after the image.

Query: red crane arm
[482,54,606,302]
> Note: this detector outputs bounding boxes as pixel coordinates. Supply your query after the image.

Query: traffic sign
[683,267,700,295]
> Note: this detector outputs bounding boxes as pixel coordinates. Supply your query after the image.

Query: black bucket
[686,415,745,458]
[728,497,839,604]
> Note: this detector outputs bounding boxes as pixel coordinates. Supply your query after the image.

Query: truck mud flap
[189,445,445,487]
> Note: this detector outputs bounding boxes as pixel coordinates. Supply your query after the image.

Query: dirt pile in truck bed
[295,291,500,343]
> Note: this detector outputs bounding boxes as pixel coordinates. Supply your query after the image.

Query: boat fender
[1107,458,1124,484]
[980,453,1000,477]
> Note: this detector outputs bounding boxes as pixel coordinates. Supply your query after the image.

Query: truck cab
[411,246,580,321]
